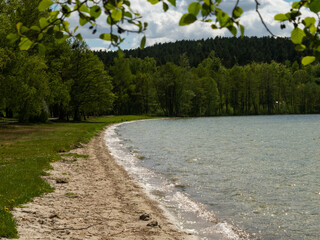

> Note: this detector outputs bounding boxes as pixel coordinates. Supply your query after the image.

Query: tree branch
[254,0,278,37]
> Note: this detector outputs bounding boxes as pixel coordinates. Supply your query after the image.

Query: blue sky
[69,0,305,51]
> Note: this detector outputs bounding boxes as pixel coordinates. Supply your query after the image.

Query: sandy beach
[7,127,196,240]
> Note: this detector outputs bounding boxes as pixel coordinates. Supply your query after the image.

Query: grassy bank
[0,115,153,238]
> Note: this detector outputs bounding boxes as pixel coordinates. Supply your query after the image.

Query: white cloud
[64,0,314,50]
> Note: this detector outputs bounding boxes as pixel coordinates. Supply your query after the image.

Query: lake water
[104,115,320,239]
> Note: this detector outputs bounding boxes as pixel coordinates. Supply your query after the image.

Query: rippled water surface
[108,115,320,239]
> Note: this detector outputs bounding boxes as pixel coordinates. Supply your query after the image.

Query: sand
[7,127,196,240]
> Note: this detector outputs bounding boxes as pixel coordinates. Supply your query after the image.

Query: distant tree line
[95,37,311,68]
[107,52,320,116]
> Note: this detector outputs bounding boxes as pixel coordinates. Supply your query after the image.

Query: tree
[109,57,134,114]
[3,52,49,122]
[45,41,73,120]
[153,62,184,116]
[69,42,114,120]
[128,57,158,114]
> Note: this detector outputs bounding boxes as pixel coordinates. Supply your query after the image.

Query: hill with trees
[95,37,310,68]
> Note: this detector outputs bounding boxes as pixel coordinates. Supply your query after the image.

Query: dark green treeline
[95,37,310,68]
[107,52,320,116]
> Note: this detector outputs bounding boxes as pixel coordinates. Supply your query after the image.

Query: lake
[105,115,320,239]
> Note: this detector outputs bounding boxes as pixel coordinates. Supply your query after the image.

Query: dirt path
[8,128,196,240]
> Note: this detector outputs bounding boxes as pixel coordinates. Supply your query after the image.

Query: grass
[0,115,153,238]
[64,192,77,198]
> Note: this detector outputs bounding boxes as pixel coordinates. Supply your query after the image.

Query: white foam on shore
[104,121,249,240]
[104,122,189,234]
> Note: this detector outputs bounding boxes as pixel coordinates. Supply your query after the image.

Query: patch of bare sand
[7,128,197,240]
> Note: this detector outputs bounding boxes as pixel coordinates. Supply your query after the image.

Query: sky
[68,0,305,51]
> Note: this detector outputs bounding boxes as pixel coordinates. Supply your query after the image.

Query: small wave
[171,192,216,222]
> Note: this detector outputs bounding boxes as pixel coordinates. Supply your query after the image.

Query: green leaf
[188,2,201,16]
[55,34,68,44]
[295,44,306,51]
[63,21,70,28]
[179,13,197,26]
[111,34,118,43]
[6,33,19,43]
[124,11,132,18]
[163,2,169,12]
[291,27,305,44]
[50,10,59,20]
[99,33,111,41]
[30,26,41,32]
[38,43,46,56]
[302,56,316,65]
[232,6,243,19]
[310,25,317,34]
[227,25,237,36]
[292,1,301,9]
[211,24,218,29]
[147,0,159,4]
[201,3,210,17]
[61,5,71,17]
[21,26,29,33]
[39,17,49,29]
[274,13,289,21]
[140,35,146,49]
[303,17,316,27]
[19,37,33,51]
[75,33,83,41]
[309,0,320,13]
[111,8,122,22]
[124,1,131,7]
[79,4,89,13]
[240,24,245,37]
[16,22,23,32]
[38,33,44,41]
[107,16,112,25]
[38,0,54,11]
[90,6,101,19]
[79,16,88,26]
[168,0,176,7]
[217,10,231,27]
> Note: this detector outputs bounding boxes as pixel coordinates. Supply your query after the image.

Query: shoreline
[6,126,196,239]
[105,121,249,240]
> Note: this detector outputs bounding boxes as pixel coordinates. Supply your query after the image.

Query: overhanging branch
[254,0,278,37]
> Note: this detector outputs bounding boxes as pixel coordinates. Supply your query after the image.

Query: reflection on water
[111,115,320,239]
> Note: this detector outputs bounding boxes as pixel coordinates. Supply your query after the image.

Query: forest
[1,1,320,122]
[105,52,320,116]
[95,37,311,68]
